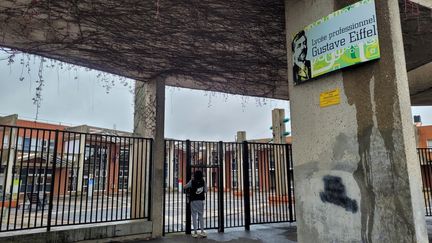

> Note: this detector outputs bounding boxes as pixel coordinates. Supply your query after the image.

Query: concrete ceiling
[403,0,432,71]
[404,0,432,105]
[0,0,288,99]
[0,0,430,104]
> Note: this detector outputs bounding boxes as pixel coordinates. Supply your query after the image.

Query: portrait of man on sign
[292,30,311,84]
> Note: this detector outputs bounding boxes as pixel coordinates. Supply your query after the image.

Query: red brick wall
[417,125,432,148]
[107,143,120,193]
[53,167,68,196]
[258,149,270,191]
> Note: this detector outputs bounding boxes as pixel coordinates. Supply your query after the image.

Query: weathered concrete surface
[0,114,18,125]
[236,131,247,142]
[401,0,432,72]
[401,0,432,106]
[410,63,432,106]
[271,108,286,144]
[411,0,432,8]
[0,220,152,243]
[134,80,165,238]
[286,0,427,242]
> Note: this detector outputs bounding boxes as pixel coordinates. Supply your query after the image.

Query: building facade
[0,115,135,208]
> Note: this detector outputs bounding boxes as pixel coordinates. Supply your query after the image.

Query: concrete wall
[286,0,427,242]
[0,220,152,243]
[134,79,165,238]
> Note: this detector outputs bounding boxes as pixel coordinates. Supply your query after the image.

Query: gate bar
[185,140,192,235]
[47,130,59,231]
[242,141,251,231]
[286,144,294,222]
[218,141,224,233]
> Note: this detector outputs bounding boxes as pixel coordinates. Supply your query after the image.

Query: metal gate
[163,140,295,234]
[0,125,152,232]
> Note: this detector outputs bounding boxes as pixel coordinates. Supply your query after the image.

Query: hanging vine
[0,46,135,120]
[0,0,288,102]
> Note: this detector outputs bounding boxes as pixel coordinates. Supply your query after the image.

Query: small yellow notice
[320,88,340,108]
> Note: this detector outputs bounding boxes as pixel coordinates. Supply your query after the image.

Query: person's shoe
[192,232,199,238]
[199,231,207,238]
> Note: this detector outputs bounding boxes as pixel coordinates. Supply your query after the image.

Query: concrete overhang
[0,0,288,99]
[0,0,430,103]
[404,0,432,105]
[409,62,432,105]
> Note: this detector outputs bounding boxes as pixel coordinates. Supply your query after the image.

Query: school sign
[292,0,380,85]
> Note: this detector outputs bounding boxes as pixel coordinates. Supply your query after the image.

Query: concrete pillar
[249,145,256,189]
[271,109,287,196]
[236,131,246,143]
[130,138,149,218]
[77,134,86,194]
[134,79,165,238]
[168,144,174,192]
[236,132,246,192]
[272,109,286,144]
[0,115,17,195]
[285,0,427,242]
[66,125,89,194]
[128,143,133,192]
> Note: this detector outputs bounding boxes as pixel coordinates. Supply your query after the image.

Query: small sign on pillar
[320,88,341,108]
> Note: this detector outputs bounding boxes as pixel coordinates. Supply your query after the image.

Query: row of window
[2,135,55,152]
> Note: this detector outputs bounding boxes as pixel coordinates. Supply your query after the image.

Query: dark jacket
[185,179,207,201]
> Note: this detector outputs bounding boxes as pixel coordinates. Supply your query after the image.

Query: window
[119,149,129,189]
[42,139,56,152]
[427,140,432,148]
[23,138,31,151]
[211,151,218,165]
[17,137,23,148]
[22,137,40,151]
[3,135,9,148]
[68,168,78,191]
[84,144,109,191]
[49,140,55,151]
[232,159,237,170]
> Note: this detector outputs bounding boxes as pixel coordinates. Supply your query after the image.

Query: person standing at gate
[184,170,208,238]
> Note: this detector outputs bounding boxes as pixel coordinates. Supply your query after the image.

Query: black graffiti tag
[320,175,358,213]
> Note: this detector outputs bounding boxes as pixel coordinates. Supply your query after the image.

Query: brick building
[0,114,133,208]
[165,137,292,193]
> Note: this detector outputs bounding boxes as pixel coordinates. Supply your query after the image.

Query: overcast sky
[0,51,430,142]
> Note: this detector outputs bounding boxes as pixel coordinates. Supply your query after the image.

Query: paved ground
[84,223,296,243]
[81,219,432,243]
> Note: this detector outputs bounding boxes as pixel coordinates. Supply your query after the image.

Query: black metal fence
[418,148,432,216]
[248,142,295,225]
[163,140,295,234]
[0,125,152,232]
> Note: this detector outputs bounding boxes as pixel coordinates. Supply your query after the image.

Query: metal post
[148,139,154,220]
[242,141,251,230]
[286,144,294,222]
[162,140,166,236]
[218,141,224,233]
[185,140,192,234]
[47,130,59,231]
